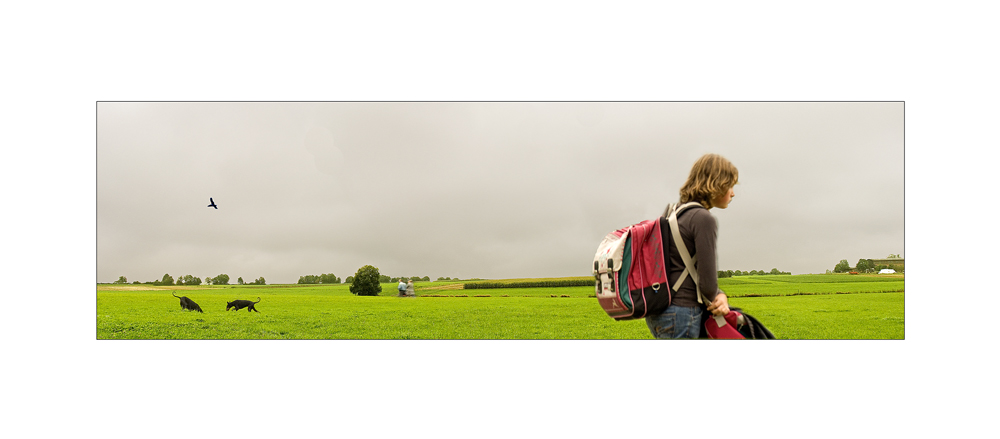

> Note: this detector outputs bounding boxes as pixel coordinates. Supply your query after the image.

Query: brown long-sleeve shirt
[665,205,722,308]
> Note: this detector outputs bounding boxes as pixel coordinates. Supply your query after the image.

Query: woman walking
[646,153,737,339]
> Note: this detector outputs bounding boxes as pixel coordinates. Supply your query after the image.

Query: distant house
[879,268,896,274]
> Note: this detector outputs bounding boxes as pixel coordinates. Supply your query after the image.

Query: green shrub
[349,265,382,296]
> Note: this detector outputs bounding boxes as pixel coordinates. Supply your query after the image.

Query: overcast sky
[97,101,902,283]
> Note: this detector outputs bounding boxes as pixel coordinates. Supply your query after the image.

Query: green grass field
[96,274,903,340]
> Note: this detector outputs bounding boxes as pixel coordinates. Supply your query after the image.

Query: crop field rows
[97,274,904,340]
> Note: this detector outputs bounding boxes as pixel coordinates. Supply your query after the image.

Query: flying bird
[208,198,218,209]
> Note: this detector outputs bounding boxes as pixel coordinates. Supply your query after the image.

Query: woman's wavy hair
[678,153,739,209]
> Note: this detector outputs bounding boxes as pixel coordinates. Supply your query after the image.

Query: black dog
[227,297,261,312]
[172,291,203,313]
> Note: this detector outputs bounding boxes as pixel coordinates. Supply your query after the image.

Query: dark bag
[701,307,776,339]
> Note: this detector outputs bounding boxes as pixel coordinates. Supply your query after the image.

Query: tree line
[717,268,791,278]
[112,273,262,286]
[111,270,466,286]
[297,273,342,284]
[831,255,904,274]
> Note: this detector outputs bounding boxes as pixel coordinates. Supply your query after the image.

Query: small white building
[879,268,896,274]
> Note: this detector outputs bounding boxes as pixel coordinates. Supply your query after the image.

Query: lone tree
[834,259,851,273]
[349,265,382,296]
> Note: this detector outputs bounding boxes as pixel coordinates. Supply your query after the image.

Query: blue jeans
[645,305,703,339]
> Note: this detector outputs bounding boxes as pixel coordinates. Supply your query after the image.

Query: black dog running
[226,297,261,312]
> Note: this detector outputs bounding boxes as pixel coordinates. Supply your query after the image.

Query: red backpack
[593,202,702,320]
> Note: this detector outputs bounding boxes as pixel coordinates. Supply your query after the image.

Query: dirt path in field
[419,283,465,291]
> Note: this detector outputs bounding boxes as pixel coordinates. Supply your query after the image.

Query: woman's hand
[707,293,730,316]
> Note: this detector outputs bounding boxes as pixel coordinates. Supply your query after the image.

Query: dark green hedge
[463,280,595,289]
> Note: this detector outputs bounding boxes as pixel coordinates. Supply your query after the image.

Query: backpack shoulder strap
[667,202,707,304]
